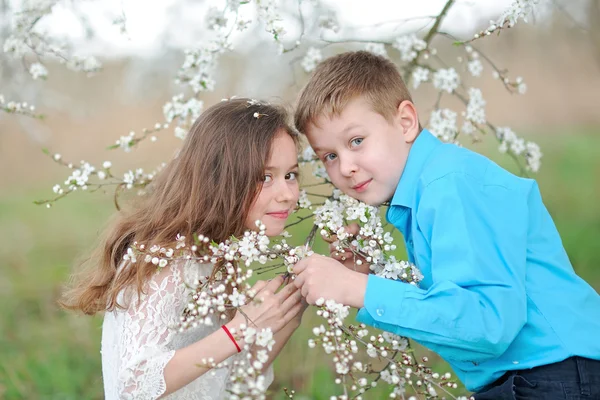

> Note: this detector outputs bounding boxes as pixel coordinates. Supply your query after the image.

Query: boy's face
[305,97,416,206]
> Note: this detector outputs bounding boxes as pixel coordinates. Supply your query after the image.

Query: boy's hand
[323,223,370,274]
[292,254,368,309]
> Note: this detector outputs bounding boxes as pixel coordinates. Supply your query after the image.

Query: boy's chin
[354,192,389,207]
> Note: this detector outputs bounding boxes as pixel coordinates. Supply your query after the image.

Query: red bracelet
[221,325,241,353]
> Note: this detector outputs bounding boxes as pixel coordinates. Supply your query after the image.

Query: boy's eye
[286,171,299,180]
[350,137,363,147]
[324,153,337,162]
[263,174,273,183]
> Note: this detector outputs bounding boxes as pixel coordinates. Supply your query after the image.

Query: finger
[261,275,284,293]
[346,223,360,236]
[331,249,353,262]
[251,280,269,294]
[292,258,309,275]
[300,284,310,299]
[293,273,305,290]
[280,290,302,312]
[282,302,305,325]
[282,273,292,286]
[329,240,341,254]
[322,231,337,243]
[275,282,298,302]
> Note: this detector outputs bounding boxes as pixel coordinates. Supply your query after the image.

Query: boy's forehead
[305,119,360,151]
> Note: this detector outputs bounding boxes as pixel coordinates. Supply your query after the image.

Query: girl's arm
[114,267,301,399]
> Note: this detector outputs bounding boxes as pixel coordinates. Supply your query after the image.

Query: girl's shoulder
[117,259,214,309]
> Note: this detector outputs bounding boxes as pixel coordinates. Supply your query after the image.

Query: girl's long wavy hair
[61,98,298,315]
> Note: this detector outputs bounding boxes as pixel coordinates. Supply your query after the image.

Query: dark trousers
[474,357,600,399]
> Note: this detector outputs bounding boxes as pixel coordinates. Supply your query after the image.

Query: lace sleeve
[114,263,188,400]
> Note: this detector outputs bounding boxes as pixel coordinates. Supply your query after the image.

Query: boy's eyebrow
[312,123,362,153]
[341,123,362,134]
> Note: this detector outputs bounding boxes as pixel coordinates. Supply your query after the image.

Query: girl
[61,98,305,399]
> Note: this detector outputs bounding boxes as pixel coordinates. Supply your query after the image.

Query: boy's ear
[394,100,420,143]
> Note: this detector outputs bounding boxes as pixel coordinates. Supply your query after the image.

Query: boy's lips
[266,210,290,219]
[352,179,372,193]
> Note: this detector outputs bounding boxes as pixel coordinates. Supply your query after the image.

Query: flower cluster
[314,194,423,285]
[0,94,41,118]
[301,47,323,73]
[307,297,459,399]
[496,126,543,172]
[35,153,165,207]
[393,34,427,62]
[429,108,458,143]
[3,0,101,80]
[469,0,541,41]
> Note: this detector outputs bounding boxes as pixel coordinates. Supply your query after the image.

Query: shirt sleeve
[115,265,182,399]
[356,172,529,364]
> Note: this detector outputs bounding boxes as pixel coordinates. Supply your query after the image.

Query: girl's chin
[263,223,287,237]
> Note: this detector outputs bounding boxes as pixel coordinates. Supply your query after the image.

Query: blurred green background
[1,127,599,399]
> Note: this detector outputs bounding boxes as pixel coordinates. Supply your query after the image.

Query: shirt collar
[389,129,441,208]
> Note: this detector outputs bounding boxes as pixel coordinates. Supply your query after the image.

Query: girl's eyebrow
[265,163,299,170]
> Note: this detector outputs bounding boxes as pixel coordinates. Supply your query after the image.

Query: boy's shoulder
[419,141,527,192]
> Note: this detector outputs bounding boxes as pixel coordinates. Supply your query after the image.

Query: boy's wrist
[344,271,368,309]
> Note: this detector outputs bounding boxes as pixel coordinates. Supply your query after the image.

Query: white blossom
[392,34,426,62]
[411,67,429,89]
[301,47,323,73]
[464,87,486,125]
[229,288,246,307]
[298,190,312,209]
[496,0,540,28]
[29,63,48,80]
[468,59,483,77]
[365,43,387,58]
[433,68,460,93]
[174,127,187,140]
[123,170,135,189]
[256,328,275,350]
[429,109,458,143]
[302,146,317,162]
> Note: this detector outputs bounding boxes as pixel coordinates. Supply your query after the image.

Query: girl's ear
[395,100,420,143]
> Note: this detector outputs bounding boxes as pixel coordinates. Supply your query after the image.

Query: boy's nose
[339,157,358,177]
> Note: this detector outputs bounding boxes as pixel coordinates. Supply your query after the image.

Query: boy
[292,51,600,398]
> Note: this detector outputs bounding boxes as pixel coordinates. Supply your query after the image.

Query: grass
[1,128,599,399]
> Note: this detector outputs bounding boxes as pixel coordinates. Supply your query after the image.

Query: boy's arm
[357,172,530,365]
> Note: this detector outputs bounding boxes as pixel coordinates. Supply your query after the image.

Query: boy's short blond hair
[294,50,414,134]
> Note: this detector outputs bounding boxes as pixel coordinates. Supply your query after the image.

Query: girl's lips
[353,179,372,193]
[266,210,289,219]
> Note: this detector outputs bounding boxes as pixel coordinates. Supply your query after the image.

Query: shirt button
[408,240,414,247]
[376,308,385,317]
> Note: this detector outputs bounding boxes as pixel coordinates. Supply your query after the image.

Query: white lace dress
[101,260,273,399]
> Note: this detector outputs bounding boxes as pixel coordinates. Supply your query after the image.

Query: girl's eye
[324,153,337,162]
[351,137,363,147]
[263,174,273,183]
[286,172,299,180]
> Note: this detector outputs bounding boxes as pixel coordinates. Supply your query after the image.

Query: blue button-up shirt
[356,129,600,392]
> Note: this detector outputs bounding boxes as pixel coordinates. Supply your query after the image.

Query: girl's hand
[228,276,303,338]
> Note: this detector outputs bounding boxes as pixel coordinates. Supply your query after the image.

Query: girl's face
[246,130,300,237]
